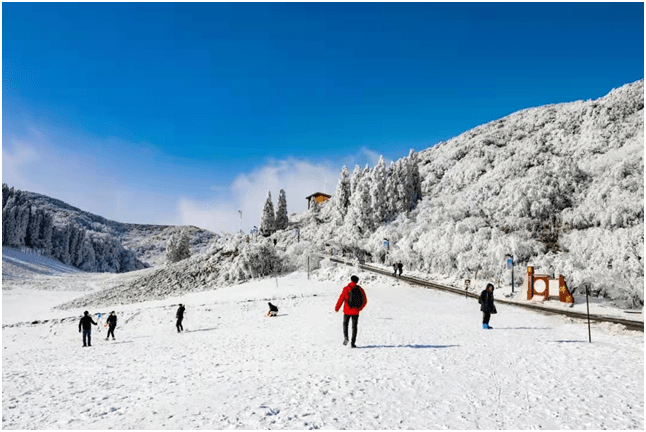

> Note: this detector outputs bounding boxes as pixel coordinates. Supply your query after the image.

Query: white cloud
[2,142,41,188]
[178,158,340,234]
[3,126,388,234]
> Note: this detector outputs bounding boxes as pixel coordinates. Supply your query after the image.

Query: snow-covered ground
[2,261,643,429]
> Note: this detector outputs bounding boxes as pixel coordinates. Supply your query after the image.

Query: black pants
[107,325,116,339]
[343,314,359,345]
[482,311,491,324]
[176,318,184,332]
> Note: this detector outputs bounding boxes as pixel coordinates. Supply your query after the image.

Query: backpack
[348,286,364,308]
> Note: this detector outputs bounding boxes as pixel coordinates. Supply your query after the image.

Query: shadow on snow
[357,344,460,349]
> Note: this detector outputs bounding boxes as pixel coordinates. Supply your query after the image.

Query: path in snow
[2,270,643,429]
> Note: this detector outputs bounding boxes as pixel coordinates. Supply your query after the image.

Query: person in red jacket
[335,275,367,348]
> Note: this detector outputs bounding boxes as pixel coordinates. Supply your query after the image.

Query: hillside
[285,79,645,308]
[7,80,643,310]
[2,185,218,271]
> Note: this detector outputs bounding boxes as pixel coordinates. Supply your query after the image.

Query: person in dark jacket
[176,304,185,333]
[265,302,279,317]
[335,275,368,348]
[397,262,403,277]
[78,311,97,347]
[393,263,398,277]
[105,311,117,340]
[478,283,497,329]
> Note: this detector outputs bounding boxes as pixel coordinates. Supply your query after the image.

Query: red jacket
[335,282,367,315]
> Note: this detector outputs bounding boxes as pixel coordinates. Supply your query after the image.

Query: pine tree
[344,174,373,239]
[333,166,351,222]
[40,212,54,255]
[384,162,398,222]
[310,195,320,218]
[394,159,411,214]
[259,191,276,235]
[350,165,362,195]
[165,232,179,264]
[177,228,192,261]
[275,189,289,230]
[409,150,422,210]
[370,156,388,225]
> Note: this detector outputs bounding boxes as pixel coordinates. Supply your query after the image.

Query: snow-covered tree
[275,189,289,230]
[350,165,362,195]
[310,195,320,218]
[259,191,276,235]
[408,150,422,210]
[370,156,388,225]
[384,162,398,222]
[166,228,192,264]
[344,173,374,240]
[333,165,351,222]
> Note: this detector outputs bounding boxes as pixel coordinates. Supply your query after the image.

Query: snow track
[2,271,643,429]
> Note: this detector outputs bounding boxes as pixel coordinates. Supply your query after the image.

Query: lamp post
[505,253,514,294]
[238,210,242,234]
[383,238,389,264]
[295,229,300,243]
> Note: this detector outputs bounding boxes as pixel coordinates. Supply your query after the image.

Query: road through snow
[2,268,643,429]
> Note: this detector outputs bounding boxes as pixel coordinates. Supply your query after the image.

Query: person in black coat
[265,302,278,317]
[397,262,403,277]
[478,283,497,329]
[106,311,117,340]
[176,304,185,333]
[78,311,97,347]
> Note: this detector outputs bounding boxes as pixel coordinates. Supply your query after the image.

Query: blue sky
[3,2,643,233]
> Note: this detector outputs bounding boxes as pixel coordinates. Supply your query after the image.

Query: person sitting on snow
[265,302,278,317]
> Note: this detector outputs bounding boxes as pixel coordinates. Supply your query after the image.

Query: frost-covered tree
[165,228,191,264]
[408,150,422,210]
[259,191,276,235]
[333,165,351,222]
[275,189,289,230]
[384,162,398,222]
[350,165,363,195]
[310,195,320,217]
[344,173,374,240]
[370,156,388,225]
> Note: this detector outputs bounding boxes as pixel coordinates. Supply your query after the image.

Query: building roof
[305,192,332,200]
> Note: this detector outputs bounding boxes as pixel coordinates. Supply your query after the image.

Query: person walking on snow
[393,263,398,277]
[176,304,185,333]
[479,283,497,329]
[78,311,97,347]
[335,275,367,348]
[397,262,403,277]
[105,311,117,340]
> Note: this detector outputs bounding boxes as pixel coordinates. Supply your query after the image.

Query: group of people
[333,275,497,347]
[78,276,497,348]
[78,311,117,347]
[392,262,404,277]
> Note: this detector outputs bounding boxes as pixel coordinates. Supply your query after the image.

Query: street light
[294,228,300,243]
[383,238,389,264]
[505,253,515,294]
[238,210,242,234]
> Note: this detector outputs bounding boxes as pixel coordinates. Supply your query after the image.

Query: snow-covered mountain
[287,79,644,308]
[6,80,643,310]
[2,184,218,271]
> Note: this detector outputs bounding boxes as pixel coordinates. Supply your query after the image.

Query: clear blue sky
[2,2,644,231]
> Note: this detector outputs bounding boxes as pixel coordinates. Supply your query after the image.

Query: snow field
[2,269,643,429]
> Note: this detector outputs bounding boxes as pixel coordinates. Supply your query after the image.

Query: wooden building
[306,192,332,209]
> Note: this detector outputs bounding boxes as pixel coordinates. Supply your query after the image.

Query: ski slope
[2,265,643,429]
